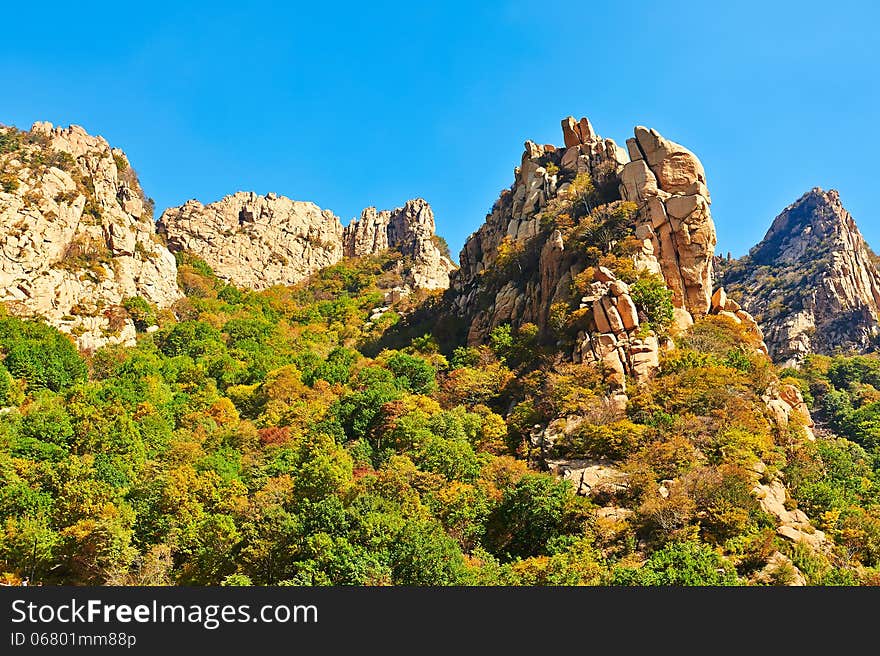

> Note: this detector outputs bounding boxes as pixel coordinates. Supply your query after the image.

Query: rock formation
[159,195,455,293]
[619,126,717,324]
[158,192,345,290]
[448,116,719,400]
[753,478,828,551]
[708,286,768,354]
[452,118,624,345]
[0,122,180,350]
[720,188,880,366]
[343,198,456,291]
[545,457,629,498]
[572,266,660,403]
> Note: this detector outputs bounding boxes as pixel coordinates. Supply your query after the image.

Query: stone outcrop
[752,551,807,586]
[545,458,629,498]
[452,116,629,347]
[0,122,180,350]
[620,127,717,321]
[159,195,455,293]
[709,286,768,354]
[450,117,717,345]
[763,383,816,441]
[753,479,828,551]
[343,198,456,291]
[572,267,660,399]
[448,116,712,399]
[720,188,880,366]
[158,192,345,290]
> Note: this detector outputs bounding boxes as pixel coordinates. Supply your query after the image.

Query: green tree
[385,351,437,394]
[610,541,739,586]
[630,275,674,333]
[390,519,468,585]
[486,474,590,561]
[0,318,87,392]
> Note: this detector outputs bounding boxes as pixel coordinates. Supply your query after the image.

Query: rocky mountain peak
[158,191,346,290]
[451,114,718,343]
[0,121,180,350]
[343,198,455,290]
[720,187,880,365]
[750,187,862,266]
[428,114,741,409]
[159,193,455,295]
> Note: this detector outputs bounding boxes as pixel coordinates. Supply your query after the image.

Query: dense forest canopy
[1,244,878,587]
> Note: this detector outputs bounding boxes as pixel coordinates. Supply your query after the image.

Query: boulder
[561,116,581,148]
[545,459,629,497]
[616,294,639,330]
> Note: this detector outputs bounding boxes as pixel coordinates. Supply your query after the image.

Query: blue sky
[2,1,877,260]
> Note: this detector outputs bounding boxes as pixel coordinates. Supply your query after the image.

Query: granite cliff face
[619,126,717,329]
[720,188,880,366]
[0,122,180,350]
[158,192,345,290]
[453,117,718,342]
[453,116,627,343]
[159,195,455,294]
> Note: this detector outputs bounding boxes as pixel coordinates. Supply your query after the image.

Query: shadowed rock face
[0,122,180,350]
[159,195,455,293]
[720,188,880,366]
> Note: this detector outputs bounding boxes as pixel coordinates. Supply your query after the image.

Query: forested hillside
[1,245,877,586]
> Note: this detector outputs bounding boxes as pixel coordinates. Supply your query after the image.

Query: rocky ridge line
[158,195,455,295]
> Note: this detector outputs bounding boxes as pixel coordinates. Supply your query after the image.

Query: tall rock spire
[619,126,716,325]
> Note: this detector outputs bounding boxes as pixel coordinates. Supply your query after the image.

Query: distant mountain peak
[749,187,860,267]
[158,192,456,294]
[722,188,880,365]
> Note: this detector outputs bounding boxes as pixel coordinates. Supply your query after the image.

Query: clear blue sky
[2,1,877,260]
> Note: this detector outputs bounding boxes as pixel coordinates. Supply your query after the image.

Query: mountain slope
[720,188,880,365]
[2,114,865,587]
